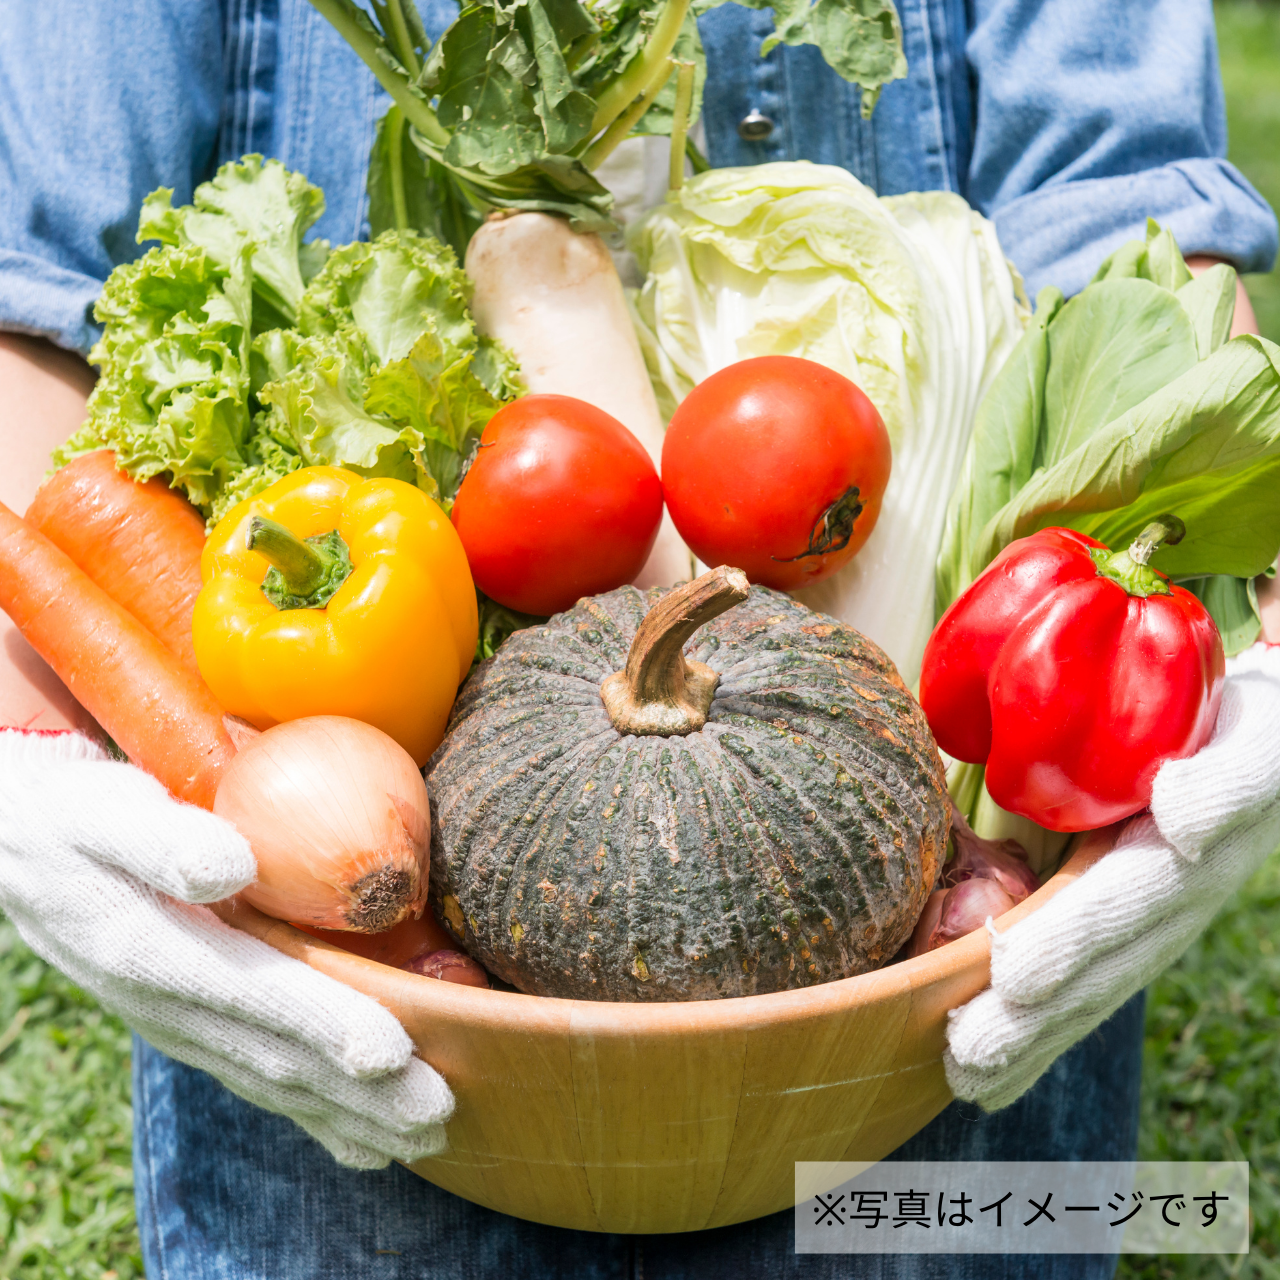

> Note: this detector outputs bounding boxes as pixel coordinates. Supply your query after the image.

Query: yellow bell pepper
[192,467,478,765]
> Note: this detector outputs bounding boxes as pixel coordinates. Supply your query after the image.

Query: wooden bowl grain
[217,825,1118,1234]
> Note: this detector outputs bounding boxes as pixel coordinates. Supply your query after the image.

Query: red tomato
[451,394,664,615]
[661,356,892,590]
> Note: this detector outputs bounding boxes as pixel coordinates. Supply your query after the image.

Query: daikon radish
[465,213,692,589]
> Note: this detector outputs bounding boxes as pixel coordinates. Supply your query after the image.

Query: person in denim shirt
[0,2,1275,1277]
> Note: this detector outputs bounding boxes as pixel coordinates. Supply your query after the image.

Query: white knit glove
[0,729,453,1168]
[945,644,1280,1111]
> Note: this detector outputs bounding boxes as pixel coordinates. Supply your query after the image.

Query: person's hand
[944,644,1280,1111]
[0,728,454,1168]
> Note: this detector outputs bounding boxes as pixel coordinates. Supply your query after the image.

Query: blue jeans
[133,993,1144,1280]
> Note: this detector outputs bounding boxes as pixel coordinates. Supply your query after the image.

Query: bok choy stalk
[629,162,1031,683]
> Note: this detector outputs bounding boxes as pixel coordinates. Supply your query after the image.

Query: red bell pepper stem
[1090,513,1186,598]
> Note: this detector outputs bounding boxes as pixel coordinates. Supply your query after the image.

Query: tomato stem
[773,486,864,563]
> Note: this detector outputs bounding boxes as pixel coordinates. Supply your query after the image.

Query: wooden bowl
[217,826,1118,1234]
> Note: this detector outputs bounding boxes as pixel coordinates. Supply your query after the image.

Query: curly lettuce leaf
[253,329,422,480]
[57,243,256,512]
[139,155,326,324]
[365,327,504,500]
[209,426,305,523]
[298,229,473,362]
[65,161,517,521]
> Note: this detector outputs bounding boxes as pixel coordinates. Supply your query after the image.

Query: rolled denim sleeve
[967,0,1279,298]
[0,1,224,355]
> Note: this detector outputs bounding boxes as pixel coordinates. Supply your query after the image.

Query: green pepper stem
[247,518,353,611]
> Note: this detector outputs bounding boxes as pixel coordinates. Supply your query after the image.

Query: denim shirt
[1,0,1275,355]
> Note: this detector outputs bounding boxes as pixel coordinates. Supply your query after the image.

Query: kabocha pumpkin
[427,567,950,1001]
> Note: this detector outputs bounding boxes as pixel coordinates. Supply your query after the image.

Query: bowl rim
[213,823,1121,1036]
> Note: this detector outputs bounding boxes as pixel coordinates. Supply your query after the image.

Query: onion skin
[214,716,430,932]
[404,949,491,988]
[909,879,1015,956]
[944,831,1040,902]
[907,890,949,958]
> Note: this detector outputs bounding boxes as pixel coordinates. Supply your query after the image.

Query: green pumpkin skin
[426,584,949,1002]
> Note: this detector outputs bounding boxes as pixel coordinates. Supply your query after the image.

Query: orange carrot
[0,501,234,808]
[25,451,206,672]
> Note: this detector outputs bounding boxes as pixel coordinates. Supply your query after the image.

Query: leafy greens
[937,220,1280,656]
[58,156,520,522]
[311,0,906,256]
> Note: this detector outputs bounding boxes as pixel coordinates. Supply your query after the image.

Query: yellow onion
[214,716,430,932]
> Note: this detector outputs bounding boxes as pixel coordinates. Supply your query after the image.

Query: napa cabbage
[629,161,1030,683]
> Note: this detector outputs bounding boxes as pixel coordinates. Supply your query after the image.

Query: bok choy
[938,220,1280,657]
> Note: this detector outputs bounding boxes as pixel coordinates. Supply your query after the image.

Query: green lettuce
[138,154,328,327]
[628,162,1030,682]
[937,220,1280,657]
[58,241,258,512]
[59,156,521,523]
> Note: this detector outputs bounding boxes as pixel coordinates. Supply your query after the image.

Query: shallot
[910,879,1016,957]
[907,798,1039,956]
[293,908,454,966]
[944,800,1040,900]
[296,913,492,986]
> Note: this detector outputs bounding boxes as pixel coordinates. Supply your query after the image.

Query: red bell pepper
[920,518,1224,832]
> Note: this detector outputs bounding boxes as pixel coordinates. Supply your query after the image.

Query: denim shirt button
[737,108,775,140]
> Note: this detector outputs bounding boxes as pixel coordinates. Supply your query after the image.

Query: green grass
[0,923,140,1279]
[1117,854,1280,1280]
[1218,0,1280,343]
[0,6,1277,1277]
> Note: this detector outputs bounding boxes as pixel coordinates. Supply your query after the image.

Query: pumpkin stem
[600,565,750,736]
